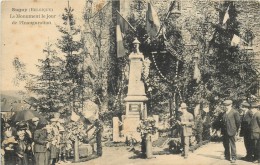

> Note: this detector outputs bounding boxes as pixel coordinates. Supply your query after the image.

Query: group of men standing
[177,99,260,164]
[221,99,260,164]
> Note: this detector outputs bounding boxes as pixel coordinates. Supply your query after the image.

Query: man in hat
[30,117,40,134]
[239,101,253,161]
[177,103,194,159]
[249,101,260,164]
[221,100,241,163]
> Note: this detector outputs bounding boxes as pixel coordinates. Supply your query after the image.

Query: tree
[180,1,259,110]
[12,57,28,86]
[56,2,83,113]
[82,2,112,115]
[27,42,64,116]
[207,2,258,104]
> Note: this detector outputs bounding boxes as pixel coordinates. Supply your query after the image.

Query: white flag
[71,111,80,122]
[231,34,241,46]
[222,6,230,24]
[193,62,201,83]
[194,104,200,117]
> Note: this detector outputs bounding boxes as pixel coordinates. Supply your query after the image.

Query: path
[68,141,257,165]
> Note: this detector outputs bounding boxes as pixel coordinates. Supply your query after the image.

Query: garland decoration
[151,52,183,100]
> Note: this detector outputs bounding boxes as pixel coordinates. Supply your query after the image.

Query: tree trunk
[74,136,80,162]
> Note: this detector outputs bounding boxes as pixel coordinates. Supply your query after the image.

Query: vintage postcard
[1,0,260,165]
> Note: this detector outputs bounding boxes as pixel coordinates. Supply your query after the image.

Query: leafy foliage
[12,57,27,86]
[65,120,86,141]
[137,117,157,137]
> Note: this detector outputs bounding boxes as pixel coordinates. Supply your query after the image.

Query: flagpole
[116,10,136,31]
[155,1,175,38]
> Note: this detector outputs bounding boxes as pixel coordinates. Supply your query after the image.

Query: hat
[241,101,250,107]
[43,125,52,130]
[59,126,65,132]
[50,118,59,122]
[16,122,27,130]
[180,103,188,109]
[250,101,259,108]
[223,100,232,106]
[5,137,18,144]
[32,117,39,122]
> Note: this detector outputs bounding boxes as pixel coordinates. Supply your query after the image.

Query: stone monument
[123,38,148,141]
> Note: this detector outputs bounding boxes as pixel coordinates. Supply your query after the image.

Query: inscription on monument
[129,103,141,112]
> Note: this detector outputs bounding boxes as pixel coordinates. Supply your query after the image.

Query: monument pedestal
[122,39,148,142]
[113,38,158,142]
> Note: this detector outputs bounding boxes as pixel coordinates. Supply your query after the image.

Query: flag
[71,111,80,122]
[82,100,99,124]
[116,11,135,58]
[194,104,200,117]
[117,11,135,35]
[193,61,201,83]
[222,5,230,24]
[116,25,125,58]
[231,34,241,46]
[146,2,160,39]
[203,106,209,113]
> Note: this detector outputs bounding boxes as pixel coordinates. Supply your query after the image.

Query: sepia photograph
[1,0,260,164]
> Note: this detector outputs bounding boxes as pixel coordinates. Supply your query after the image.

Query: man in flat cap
[177,103,194,159]
[239,101,253,161]
[221,100,241,163]
[249,101,260,164]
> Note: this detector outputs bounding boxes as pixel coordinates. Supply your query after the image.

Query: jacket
[250,111,260,140]
[179,112,194,137]
[221,109,241,136]
[240,110,252,137]
[33,128,48,153]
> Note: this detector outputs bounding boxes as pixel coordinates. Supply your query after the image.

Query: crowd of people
[221,99,260,164]
[1,99,260,165]
[177,99,260,164]
[1,114,72,165]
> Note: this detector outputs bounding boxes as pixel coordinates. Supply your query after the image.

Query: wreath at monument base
[136,117,158,137]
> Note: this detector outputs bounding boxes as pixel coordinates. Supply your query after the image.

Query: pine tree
[56,2,82,113]
[27,42,64,116]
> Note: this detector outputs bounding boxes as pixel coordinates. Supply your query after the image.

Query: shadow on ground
[128,149,146,159]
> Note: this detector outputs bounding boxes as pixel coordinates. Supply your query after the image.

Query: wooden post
[74,135,80,162]
[145,133,152,158]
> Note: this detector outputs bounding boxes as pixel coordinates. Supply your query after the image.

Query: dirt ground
[68,140,258,165]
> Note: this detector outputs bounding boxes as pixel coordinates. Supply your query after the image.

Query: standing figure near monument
[33,125,49,165]
[249,102,260,164]
[177,103,194,159]
[239,101,253,161]
[220,100,240,163]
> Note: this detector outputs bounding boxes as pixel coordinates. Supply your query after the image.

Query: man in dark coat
[249,102,260,164]
[221,100,241,163]
[239,101,253,161]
